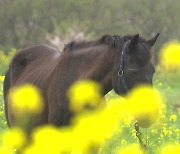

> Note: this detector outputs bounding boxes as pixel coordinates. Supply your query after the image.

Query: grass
[0,70,179,153]
[0,81,8,144]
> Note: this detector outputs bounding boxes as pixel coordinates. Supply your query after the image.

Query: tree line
[0,0,179,61]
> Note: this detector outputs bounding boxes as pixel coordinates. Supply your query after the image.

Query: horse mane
[63,40,96,52]
[63,34,151,66]
[62,34,123,53]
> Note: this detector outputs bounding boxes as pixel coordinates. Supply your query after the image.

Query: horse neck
[74,46,116,94]
[52,45,117,95]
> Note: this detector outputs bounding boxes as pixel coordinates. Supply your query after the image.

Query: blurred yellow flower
[161,144,180,154]
[72,112,117,153]
[71,98,127,152]
[2,127,26,149]
[126,85,163,128]
[72,113,100,153]
[0,76,5,82]
[159,41,180,70]
[8,84,44,114]
[0,147,13,154]
[67,80,102,112]
[117,143,143,154]
[24,125,72,154]
[170,114,177,122]
[97,98,127,140]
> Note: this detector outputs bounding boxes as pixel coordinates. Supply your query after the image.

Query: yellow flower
[0,76,5,82]
[71,98,126,152]
[162,127,173,136]
[24,125,72,154]
[72,113,100,153]
[170,114,177,122]
[161,144,180,154]
[72,112,116,153]
[151,129,158,135]
[96,98,127,139]
[0,147,13,154]
[121,112,134,127]
[2,127,26,149]
[126,85,163,128]
[159,41,180,70]
[121,139,127,145]
[131,129,137,138]
[8,84,44,114]
[175,129,180,137]
[117,143,143,154]
[67,80,102,112]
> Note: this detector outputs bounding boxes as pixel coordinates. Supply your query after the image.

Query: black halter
[117,40,130,94]
[117,40,147,149]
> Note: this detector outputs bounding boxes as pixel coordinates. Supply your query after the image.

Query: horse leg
[48,111,72,126]
[48,101,72,126]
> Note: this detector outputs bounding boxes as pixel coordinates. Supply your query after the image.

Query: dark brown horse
[3,33,159,127]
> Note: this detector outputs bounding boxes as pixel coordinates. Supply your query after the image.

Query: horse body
[44,38,116,125]
[3,34,159,127]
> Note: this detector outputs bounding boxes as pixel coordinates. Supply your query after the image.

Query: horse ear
[147,33,160,47]
[128,34,139,52]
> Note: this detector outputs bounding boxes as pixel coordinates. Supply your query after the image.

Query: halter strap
[117,40,130,94]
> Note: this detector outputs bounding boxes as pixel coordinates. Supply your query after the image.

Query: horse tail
[3,50,29,127]
[3,45,60,127]
[3,68,13,126]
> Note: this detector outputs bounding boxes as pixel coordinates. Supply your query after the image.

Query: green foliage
[0,0,179,60]
[0,49,16,75]
[0,80,7,143]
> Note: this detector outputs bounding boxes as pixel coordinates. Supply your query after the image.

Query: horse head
[111,33,160,95]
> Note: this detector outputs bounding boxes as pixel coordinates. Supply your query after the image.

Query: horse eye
[131,71,138,75]
[127,68,138,72]
[127,68,139,76]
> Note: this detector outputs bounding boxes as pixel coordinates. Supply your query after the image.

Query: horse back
[3,45,60,126]
[4,44,59,93]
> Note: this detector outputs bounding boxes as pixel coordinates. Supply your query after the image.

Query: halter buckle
[118,70,124,77]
